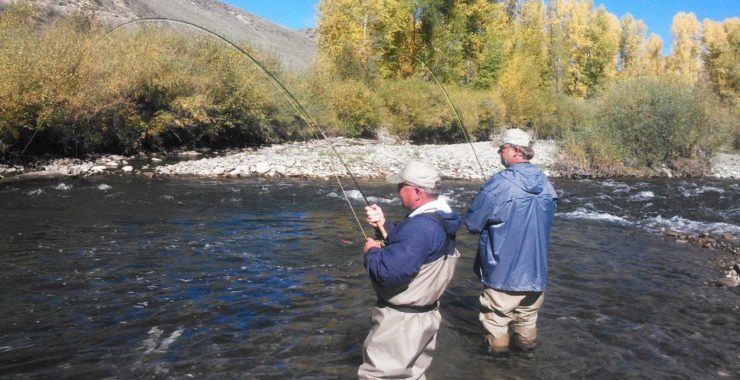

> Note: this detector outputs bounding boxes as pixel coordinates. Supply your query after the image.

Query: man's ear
[413,187,423,199]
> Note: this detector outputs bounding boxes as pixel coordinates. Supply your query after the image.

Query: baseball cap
[500,128,532,147]
[386,160,440,188]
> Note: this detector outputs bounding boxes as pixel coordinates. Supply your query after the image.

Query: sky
[224,0,739,54]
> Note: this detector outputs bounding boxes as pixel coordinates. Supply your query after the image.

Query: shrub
[594,78,733,169]
[325,79,381,138]
[0,2,296,158]
[375,77,463,143]
[448,86,506,141]
[560,77,738,175]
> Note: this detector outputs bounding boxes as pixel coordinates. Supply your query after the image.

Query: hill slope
[0,0,316,70]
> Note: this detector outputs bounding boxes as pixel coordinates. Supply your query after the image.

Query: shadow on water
[0,176,737,379]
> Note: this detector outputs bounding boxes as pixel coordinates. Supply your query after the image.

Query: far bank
[2,138,738,181]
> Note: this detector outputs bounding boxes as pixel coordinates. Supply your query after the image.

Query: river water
[0,176,738,379]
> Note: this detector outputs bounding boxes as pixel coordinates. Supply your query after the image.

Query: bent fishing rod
[103,17,375,240]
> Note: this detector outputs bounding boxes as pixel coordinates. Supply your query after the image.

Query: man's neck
[505,158,529,167]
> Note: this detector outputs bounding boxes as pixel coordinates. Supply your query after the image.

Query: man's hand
[365,204,385,228]
[363,237,382,253]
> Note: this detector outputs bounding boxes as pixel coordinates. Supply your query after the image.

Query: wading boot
[484,333,509,356]
[511,327,537,352]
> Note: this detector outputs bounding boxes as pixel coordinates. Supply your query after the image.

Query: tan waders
[479,288,544,354]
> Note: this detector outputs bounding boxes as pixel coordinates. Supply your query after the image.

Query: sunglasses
[397,182,419,191]
[498,144,514,153]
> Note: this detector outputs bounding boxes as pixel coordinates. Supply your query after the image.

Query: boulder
[716,276,740,288]
[254,162,270,174]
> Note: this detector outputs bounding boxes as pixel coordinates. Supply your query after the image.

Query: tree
[702,18,739,104]
[550,0,619,98]
[499,0,553,129]
[547,0,570,95]
[668,12,702,84]
[618,13,647,76]
[640,33,665,76]
[373,0,421,77]
[316,0,383,78]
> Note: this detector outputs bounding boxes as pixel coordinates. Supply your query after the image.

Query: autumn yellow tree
[373,0,420,77]
[638,34,665,76]
[547,0,619,98]
[499,0,553,129]
[316,0,383,78]
[618,13,647,77]
[702,18,739,104]
[472,1,511,89]
[547,0,571,95]
[668,12,702,84]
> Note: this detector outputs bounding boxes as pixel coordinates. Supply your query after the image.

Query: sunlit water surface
[1,176,738,379]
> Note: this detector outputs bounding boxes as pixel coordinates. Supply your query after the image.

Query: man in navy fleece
[358,160,461,380]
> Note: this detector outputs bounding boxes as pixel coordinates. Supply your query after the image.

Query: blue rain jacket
[464,163,557,292]
[364,209,461,292]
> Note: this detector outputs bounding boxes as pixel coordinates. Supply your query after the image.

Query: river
[0,176,738,379]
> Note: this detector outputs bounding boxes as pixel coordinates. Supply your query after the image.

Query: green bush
[559,77,738,175]
[325,79,381,138]
[595,78,733,168]
[374,78,462,143]
[448,86,506,141]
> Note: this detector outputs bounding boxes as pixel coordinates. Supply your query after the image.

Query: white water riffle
[641,215,740,236]
[559,208,739,238]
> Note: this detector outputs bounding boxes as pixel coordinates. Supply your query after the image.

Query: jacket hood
[432,209,462,235]
[501,163,546,194]
[409,199,462,234]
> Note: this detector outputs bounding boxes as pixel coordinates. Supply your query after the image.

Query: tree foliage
[702,18,739,105]
[668,12,702,84]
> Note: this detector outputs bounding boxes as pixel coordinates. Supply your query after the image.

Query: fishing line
[103,17,371,239]
[409,55,487,181]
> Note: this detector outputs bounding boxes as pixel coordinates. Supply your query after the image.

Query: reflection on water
[0,176,737,379]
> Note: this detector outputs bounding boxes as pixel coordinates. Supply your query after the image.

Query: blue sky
[224,0,738,54]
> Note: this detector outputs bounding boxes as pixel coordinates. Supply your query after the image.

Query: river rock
[716,276,740,288]
[711,153,740,179]
[178,150,201,158]
[274,165,286,176]
[122,166,134,173]
[253,162,270,174]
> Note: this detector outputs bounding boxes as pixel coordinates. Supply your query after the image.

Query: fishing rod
[408,55,487,181]
[102,17,373,239]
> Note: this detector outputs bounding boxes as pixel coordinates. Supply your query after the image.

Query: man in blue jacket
[464,128,557,355]
[359,160,461,379]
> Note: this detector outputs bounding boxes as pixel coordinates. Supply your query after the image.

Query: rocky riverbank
[2,138,738,180]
